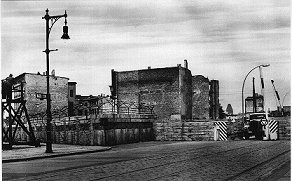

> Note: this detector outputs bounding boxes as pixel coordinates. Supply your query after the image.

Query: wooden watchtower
[2,75,39,149]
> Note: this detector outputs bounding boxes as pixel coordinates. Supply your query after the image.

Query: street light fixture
[282,92,290,106]
[42,9,69,153]
[241,64,270,122]
[61,17,70,40]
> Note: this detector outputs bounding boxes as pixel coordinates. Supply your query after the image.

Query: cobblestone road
[2,140,290,181]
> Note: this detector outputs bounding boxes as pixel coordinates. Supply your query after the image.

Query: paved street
[2,140,290,181]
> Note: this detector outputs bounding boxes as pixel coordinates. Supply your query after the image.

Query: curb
[2,147,112,163]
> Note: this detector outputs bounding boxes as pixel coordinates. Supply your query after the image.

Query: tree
[219,105,226,119]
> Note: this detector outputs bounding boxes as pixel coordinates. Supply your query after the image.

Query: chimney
[148,66,151,69]
[184,59,188,69]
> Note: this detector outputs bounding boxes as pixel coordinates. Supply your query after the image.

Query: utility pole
[252,77,256,113]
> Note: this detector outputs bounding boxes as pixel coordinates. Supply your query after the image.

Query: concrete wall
[14,114,155,146]
[154,118,215,141]
[270,116,290,140]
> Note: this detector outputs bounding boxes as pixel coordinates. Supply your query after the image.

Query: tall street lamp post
[42,9,70,153]
[241,64,270,122]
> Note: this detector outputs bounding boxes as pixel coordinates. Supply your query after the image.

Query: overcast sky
[1,0,290,113]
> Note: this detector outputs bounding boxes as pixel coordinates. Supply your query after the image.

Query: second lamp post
[241,64,270,122]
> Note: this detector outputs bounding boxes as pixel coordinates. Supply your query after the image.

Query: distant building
[12,73,69,116]
[111,62,220,120]
[67,82,103,116]
[226,104,233,115]
[74,95,100,115]
[68,82,77,116]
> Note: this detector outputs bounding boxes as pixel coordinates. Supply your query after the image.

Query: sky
[1,0,290,113]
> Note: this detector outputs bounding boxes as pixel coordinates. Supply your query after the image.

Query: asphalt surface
[2,140,290,181]
[2,144,111,163]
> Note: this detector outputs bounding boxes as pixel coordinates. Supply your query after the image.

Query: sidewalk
[2,144,111,163]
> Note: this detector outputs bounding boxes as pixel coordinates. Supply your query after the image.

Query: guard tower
[2,74,39,149]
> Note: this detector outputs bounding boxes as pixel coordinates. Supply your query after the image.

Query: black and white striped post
[214,121,227,141]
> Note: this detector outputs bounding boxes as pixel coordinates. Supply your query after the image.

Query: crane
[271,80,283,115]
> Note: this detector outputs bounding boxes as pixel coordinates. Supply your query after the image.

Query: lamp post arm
[42,9,67,37]
[282,92,290,106]
[43,15,67,36]
[241,65,260,120]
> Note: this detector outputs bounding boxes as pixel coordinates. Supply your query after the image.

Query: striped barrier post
[214,121,227,141]
[268,120,278,140]
[261,120,269,141]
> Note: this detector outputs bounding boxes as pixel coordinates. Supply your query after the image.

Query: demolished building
[111,61,220,121]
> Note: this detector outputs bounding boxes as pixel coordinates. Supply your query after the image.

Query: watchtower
[2,74,39,149]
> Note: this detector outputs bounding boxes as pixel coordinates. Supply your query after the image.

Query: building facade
[111,63,220,120]
[111,65,193,119]
[68,82,77,116]
[13,73,69,116]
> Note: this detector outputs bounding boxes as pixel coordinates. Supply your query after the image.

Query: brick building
[10,73,107,117]
[12,73,69,116]
[111,64,192,119]
[111,62,219,120]
[68,82,77,116]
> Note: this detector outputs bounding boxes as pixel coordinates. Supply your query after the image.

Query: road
[2,140,290,181]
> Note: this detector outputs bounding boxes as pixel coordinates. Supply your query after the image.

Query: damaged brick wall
[116,70,139,104]
[114,67,192,119]
[210,80,219,119]
[179,68,193,119]
[192,75,210,119]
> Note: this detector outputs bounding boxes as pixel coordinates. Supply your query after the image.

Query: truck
[243,112,268,140]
